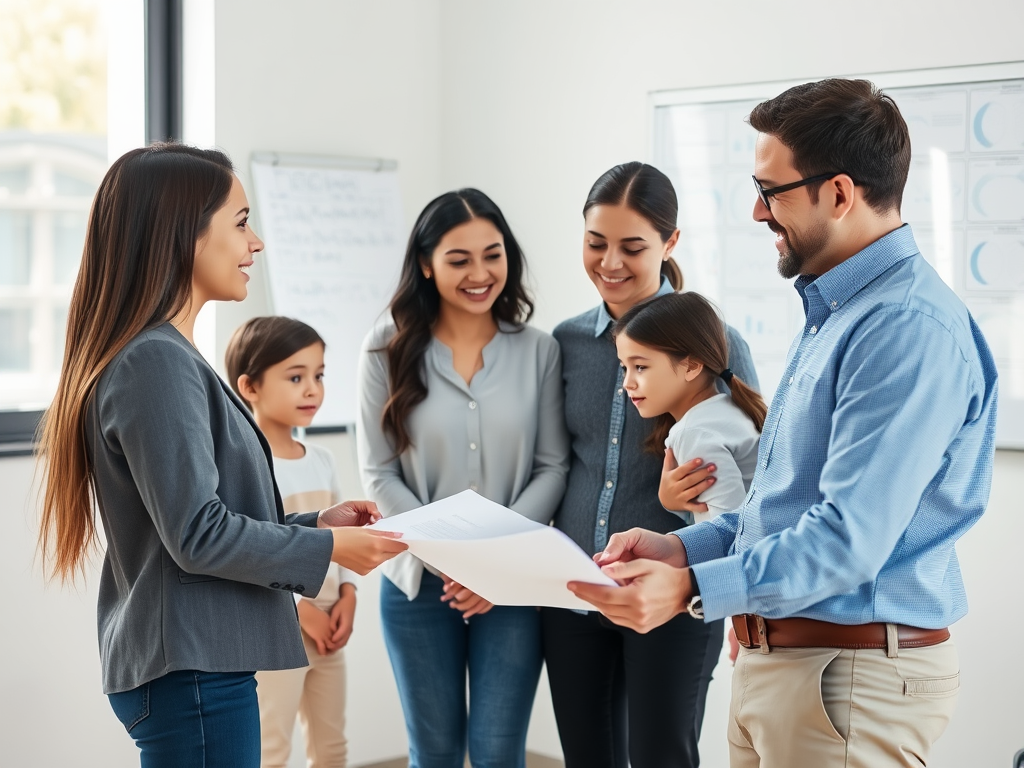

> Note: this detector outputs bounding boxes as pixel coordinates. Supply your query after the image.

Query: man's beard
[771,219,829,279]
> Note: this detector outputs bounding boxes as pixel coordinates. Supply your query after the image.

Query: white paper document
[370,490,618,611]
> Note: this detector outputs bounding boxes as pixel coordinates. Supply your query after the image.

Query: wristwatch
[686,595,704,619]
[686,570,704,619]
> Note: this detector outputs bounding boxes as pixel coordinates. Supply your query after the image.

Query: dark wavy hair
[584,161,684,290]
[614,292,766,453]
[380,189,534,454]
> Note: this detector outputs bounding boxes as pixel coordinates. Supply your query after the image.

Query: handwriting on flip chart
[251,160,404,427]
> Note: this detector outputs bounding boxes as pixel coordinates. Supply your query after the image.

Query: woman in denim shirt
[542,162,759,768]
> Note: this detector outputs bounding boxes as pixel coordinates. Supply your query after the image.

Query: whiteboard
[250,153,404,427]
[650,62,1024,450]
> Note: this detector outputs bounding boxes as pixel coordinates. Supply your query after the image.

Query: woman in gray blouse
[542,163,760,768]
[357,189,569,768]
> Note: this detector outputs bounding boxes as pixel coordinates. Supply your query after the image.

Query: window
[0,0,146,451]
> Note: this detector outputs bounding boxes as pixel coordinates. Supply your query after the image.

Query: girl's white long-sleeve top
[665,393,761,525]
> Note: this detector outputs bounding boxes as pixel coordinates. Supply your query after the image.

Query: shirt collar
[594,276,675,337]
[797,224,919,311]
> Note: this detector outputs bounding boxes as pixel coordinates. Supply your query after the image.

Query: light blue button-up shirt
[677,225,998,629]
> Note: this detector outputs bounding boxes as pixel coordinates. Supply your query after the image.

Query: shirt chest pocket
[759,367,832,470]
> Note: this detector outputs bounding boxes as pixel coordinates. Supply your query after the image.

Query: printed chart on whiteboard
[250,157,404,427]
[652,68,1024,448]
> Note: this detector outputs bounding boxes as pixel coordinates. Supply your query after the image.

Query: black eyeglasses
[751,172,848,210]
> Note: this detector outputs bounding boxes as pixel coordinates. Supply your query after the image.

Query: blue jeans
[107,670,260,767]
[381,572,543,768]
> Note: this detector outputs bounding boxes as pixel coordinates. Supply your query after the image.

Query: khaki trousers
[728,638,959,767]
[256,633,348,768]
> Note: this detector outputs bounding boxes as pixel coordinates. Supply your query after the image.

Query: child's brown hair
[614,292,766,452]
[224,316,325,411]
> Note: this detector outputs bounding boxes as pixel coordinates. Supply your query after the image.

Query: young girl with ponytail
[614,292,765,524]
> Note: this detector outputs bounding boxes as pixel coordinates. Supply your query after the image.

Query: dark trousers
[107,670,260,768]
[542,607,724,768]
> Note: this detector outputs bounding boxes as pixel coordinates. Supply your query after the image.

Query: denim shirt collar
[795,224,919,317]
[594,276,675,337]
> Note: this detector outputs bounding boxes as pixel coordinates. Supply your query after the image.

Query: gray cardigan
[356,320,570,599]
[86,323,334,693]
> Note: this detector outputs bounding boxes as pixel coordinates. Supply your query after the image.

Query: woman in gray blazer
[37,144,406,768]
[357,189,569,768]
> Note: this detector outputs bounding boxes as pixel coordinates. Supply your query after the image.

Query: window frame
[0,0,182,454]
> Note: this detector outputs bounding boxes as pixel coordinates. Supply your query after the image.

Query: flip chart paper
[370,491,617,611]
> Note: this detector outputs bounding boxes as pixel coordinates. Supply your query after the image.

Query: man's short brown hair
[748,78,911,213]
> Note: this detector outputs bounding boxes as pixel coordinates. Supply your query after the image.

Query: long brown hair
[37,143,235,582]
[614,292,767,453]
[584,161,684,290]
[381,189,533,455]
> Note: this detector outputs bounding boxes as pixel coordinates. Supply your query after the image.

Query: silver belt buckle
[755,615,770,654]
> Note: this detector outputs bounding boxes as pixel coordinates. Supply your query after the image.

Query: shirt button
[830,301,838,310]
[605,480,613,489]
[468,401,477,410]
[789,376,794,384]
[810,325,818,334]
[598,519,606,527]
[611,437,618,445]
[469,442,477,450]
[617,388,623,395]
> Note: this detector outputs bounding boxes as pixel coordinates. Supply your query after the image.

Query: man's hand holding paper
[568,528,694,634]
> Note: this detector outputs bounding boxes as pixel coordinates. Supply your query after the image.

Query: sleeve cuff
[287,511,321,528]
[690,555,749,621]
[674,522,729,566]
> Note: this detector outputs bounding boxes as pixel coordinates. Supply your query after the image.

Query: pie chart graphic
[971,94,1024,152]
[969,238,1024,289]
[970,171,1024,220]
[973,102,998,148]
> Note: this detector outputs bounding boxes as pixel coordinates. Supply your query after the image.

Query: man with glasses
[572,78,997,767]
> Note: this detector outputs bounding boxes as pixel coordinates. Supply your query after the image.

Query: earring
[423,269,432,279]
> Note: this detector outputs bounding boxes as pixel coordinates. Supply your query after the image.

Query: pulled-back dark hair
[225,316,325,411]
[584,162,683,290]
[381,189,534,454]
[747,78,911,213]
[614,292,766,453]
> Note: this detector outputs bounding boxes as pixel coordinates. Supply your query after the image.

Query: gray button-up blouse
[356,319,570,599]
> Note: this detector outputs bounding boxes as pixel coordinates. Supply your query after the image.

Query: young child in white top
[614,292,766,524]
[226,316,356,768]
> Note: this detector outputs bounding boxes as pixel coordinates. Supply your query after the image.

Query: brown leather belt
[732,614,950,654]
